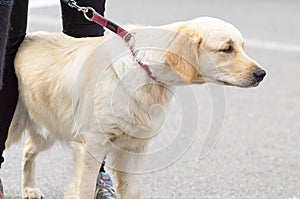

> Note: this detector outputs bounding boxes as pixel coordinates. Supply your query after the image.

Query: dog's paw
[22,187,44,199]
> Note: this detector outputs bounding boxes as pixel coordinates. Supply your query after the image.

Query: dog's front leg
[115,170,142,199]
[67,142,106,199]
[111,139,148,199]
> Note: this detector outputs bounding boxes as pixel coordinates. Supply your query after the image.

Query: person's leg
[0,1,13,168]
[0,3,13,197]
[0,1,13,91]
[60,0,106,37]
[0,0,29,167]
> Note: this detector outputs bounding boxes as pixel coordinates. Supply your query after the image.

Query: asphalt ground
[1,0,300,198]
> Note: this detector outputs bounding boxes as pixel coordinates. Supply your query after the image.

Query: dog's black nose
[253,68,266,82]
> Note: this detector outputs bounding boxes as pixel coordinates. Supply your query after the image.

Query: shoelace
[95,179,118,199]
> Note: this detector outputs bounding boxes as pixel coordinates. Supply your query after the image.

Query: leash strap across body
[61,0,158,81]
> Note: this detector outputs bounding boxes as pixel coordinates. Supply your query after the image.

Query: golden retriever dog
[6,17,265,199]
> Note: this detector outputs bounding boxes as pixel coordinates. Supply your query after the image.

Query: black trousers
[0,0,106,167]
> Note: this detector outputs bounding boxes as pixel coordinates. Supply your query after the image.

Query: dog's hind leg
[22,129,55,199]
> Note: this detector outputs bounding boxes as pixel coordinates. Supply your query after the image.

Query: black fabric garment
[0,0,28,166]
[0,2,13,90]
[0,0,106,167]
[0,2,12,165]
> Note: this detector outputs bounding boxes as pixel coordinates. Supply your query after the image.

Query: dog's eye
[219,45,233,53]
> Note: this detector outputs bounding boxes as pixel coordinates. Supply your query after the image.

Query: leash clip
[67,1,94,21]
[68,0,88,13]
[83,7,96,21]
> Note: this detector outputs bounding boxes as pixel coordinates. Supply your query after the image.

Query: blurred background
[1,0,300,198]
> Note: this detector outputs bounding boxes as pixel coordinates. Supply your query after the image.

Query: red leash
[62,0,158,82]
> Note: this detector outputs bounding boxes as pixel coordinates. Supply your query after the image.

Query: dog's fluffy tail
[5,100,27,148]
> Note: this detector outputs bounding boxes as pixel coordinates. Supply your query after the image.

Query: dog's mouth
[216,79,260,88]
[216,79,233,86]
[198,74,262,88]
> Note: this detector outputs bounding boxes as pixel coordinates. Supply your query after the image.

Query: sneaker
[94,172,117,199]
[0,178,3,199]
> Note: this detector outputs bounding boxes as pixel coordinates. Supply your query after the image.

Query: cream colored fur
[6,17,264,199]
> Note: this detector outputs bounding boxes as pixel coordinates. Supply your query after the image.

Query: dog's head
[166,17,266,87]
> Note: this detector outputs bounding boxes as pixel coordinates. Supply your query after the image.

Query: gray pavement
[1,0,300,198]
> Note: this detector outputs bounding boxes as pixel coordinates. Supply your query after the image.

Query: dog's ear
[166,25,202,84]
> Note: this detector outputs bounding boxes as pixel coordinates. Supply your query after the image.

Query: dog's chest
[96,84,172,139]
